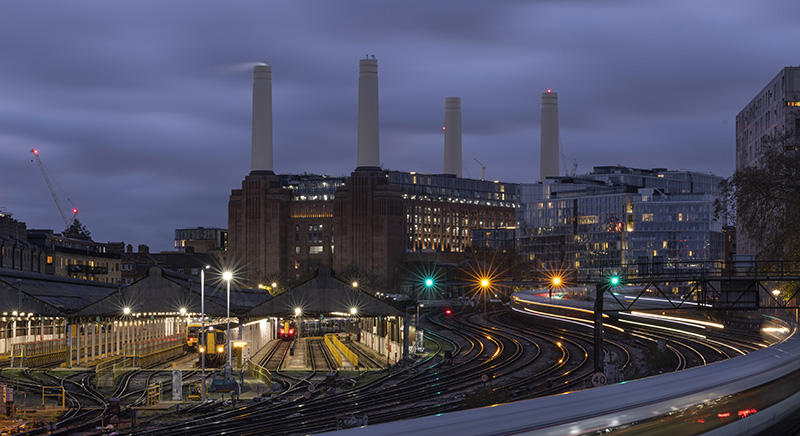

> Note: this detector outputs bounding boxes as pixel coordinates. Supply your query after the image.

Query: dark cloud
[1,0,798,250]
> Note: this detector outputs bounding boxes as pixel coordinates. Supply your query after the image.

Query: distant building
[174,227,228,253]
[228,59,519,287]
[735,66,800,255]
[229,171,517,286]
[0,211,45,273]
[518,166,725,277]
[736,66,800,170]
[27,229,121,283]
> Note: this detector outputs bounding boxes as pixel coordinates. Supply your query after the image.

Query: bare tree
[717,131,800,260]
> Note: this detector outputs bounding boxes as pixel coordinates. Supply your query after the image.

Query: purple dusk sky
[1,1,799,251]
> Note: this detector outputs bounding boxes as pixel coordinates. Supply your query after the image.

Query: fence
[125,334,184,368]
[10,338,67,368]
[325,334,358,369]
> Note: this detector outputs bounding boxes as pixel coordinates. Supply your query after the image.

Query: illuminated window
[642,213,654,222]
[309,246,323,254]
[787,102,800,107]
[46,256,53,265]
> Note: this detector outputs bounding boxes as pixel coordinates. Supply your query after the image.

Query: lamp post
[223,270,233,379]
[200,265,209,402]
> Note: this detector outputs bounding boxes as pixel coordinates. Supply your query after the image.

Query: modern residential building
[735,66,800,255]
[518,166,725,278]
[736,66,800,170]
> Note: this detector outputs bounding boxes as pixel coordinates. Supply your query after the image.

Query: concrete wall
[239,317,278,362]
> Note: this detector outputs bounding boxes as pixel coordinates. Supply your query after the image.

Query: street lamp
[200,265,210,402]
[223,270,233,378]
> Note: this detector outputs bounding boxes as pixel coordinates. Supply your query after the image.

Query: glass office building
[519,166,724,275]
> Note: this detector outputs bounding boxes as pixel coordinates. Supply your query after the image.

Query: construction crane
[473,158,486,181]
[30,149,78,228]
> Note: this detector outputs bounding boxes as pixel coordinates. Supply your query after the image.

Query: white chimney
[444,97,462,177]
[540,90,559,181]
[357,58,380,170]
[251,64,273,173]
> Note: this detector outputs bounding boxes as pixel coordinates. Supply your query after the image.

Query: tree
[716,131,800,261]
[63,218,91,240]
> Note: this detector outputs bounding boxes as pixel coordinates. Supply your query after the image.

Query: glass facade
[519,166,725,274]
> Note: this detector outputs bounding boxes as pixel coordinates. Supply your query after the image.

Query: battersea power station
[228,59,519,287]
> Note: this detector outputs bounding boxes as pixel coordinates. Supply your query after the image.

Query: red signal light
[72,208,78,214]
[445,308,452,315]
[32,149,39,154]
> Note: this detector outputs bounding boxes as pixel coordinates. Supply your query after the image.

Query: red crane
[30,148,78,228]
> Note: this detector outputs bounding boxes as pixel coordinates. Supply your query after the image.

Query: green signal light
[424,278,434,287]
[610,276,620,285]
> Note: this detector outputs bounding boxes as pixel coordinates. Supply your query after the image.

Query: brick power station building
[228,60,518,287]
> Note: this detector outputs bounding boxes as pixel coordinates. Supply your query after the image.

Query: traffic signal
[444,308,453,316]
[424,277,434,288]
[609,275,621,286]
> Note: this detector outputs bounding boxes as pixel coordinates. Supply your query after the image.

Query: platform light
[350,307,358,316]
[294,307,302,316]
[352,281,359,288]
[123,307,131,315]
[179,307,186,316]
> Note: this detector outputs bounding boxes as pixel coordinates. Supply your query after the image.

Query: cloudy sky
[1,1,798,251]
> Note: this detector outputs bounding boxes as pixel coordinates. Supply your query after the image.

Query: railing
[573,259,800,283]
[146,382,162,406]
[325,334,358,369]
[245,359,272,387]
[125,334,184,367]
[41,386,65,408]
[10,338,68,368]
[95,357,121,388]
[324,334,343,367]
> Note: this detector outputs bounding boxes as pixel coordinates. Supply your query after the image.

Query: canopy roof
[0,267,403,319]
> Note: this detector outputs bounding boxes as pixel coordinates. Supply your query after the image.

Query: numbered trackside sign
[591,372,608,387]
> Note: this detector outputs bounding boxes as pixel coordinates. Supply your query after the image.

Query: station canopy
[0,266,403,319]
